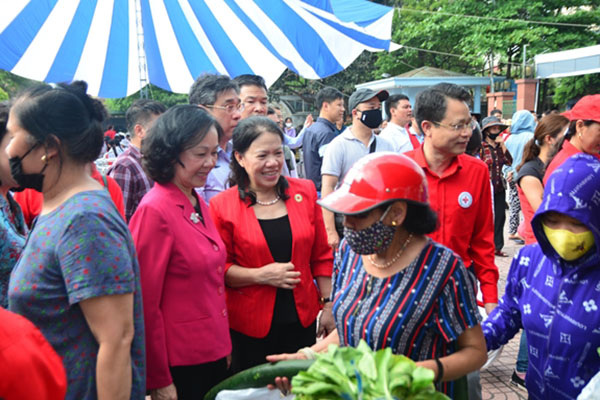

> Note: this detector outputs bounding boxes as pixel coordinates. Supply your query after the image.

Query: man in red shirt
[405,83,499,314]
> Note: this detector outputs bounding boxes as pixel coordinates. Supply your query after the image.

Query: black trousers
[230,320,316,373]
[493,188,507,251]
[169,357,229,400]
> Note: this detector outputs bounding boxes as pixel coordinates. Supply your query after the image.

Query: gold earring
[41,155,47,162]
[391,221,397,226]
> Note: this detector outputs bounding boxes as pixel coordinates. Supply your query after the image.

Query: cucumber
[204,359,314,400]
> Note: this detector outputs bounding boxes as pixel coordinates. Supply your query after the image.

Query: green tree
[104,84,187,114]
[374,1,599,106]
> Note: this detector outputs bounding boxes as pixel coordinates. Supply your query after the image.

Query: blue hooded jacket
[484,153,600,400]
[504,110,535,175]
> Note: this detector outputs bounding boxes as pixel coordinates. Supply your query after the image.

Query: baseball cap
[348,88,389,111]
[562,94,600,123]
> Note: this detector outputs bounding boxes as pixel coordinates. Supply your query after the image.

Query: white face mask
[285,122,293,128]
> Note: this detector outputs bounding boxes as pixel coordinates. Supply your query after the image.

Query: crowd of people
[0,72,599,400]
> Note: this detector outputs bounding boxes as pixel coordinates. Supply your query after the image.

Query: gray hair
[189,73,239,106]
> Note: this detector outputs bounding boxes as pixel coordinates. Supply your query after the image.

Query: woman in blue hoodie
[484,153,600,399]
[505,110,536,243]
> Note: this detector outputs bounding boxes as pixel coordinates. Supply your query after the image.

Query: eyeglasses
[205,103,243,114]
[432,120,477,132]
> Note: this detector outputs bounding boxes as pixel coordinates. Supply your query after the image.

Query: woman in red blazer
[129,106,230,400]
[209,117,333,373]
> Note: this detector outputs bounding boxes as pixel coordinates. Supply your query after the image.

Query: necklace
[256,195,281,206]
[368,233,413,269]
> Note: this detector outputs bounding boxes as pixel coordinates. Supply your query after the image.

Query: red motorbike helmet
[318,152,428,215]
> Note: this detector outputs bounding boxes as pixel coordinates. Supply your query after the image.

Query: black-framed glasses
[205,103,243,114]
[432,120,477,132]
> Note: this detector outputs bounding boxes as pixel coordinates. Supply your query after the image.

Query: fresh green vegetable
[291,340,450,400]
[203,359,314,400]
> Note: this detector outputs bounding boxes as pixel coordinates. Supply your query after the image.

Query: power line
[399,45,527,67]
[399,7,594,28]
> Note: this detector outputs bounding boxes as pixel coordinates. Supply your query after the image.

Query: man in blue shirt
[302,87,345,192]
[189,74,242,201]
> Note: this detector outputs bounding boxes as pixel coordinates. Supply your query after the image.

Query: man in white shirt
[320,88,395,249]
[380,94,413,152]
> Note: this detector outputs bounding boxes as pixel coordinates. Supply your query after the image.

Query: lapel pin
[190,212,200,224]
[295,194,303,202]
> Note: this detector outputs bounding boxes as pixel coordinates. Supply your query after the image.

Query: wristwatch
[320,297,332,305]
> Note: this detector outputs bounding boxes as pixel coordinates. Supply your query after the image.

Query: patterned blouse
[8,191,145,399]
[0,192,27,308]
[480,141,513,193]
[332,239,482,395]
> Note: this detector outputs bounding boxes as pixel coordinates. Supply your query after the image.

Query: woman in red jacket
[210,117,333,372]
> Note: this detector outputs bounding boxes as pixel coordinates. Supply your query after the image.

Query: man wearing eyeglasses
[405,83,498,312]
[189,73,242,201]
[405,83,498,400]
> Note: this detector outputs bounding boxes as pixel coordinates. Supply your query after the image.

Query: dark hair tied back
[12,81,106,163]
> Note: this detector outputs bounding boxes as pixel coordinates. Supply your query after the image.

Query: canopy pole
[135,0,149,99]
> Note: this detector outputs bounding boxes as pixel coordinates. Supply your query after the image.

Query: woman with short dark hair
[6,81,145,400]
[268,153,487,397]
[129,105,230,400]
[209,117,333,373]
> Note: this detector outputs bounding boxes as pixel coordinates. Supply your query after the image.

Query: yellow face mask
[542,223,595,261]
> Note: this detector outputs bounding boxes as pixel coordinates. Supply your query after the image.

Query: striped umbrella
[0,0,395,98]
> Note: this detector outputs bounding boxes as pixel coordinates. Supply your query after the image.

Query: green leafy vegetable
[291,340,450,399]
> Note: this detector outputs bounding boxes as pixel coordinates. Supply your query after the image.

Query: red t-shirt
[0,307,67,400]
[13,165,125,227]
[404,147,499,304]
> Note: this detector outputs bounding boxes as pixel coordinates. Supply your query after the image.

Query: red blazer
[129,182,230,390]
[209,178,333,338]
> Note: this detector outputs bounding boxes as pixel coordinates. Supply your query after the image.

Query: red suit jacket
[129,182,230,390]
[209,177,333,338]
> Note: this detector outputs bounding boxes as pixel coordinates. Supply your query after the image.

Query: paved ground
[480,235,528,400]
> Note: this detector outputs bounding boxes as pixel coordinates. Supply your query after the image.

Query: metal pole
[522,44,527,79]
[135,0,149,99]
[489,52,495,93]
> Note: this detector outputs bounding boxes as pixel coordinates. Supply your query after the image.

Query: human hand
[258,262,301,289]
[266,352,308,363]
[326,230,340,250]
[150,383,177,400]
[304,114,314,128]
[484,302,498,315]
[494,135,504,145]
[267,377,293,396]
[506,170,513,183]
[317,303,335,338]
[226,353,232,369]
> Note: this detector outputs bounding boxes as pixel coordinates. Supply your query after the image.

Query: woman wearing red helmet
[269,152,487,396]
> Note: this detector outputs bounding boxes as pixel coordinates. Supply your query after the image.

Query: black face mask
[488,133,500,140]
[358,109,383,129]
[9,144,47,192]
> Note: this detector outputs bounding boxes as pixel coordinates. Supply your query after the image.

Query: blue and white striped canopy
[0,0,395,98]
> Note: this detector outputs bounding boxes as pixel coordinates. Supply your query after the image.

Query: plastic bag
[577,371,600,400]
[216,387,295,400]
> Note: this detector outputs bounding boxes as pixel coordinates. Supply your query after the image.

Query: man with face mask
[484,153,600,400]
[480,116,512,257]
[320,88,395,250]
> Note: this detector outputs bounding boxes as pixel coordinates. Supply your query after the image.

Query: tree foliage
[103,84,188,114]
[374,0,599,106]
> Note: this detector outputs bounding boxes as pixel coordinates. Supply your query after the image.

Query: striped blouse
[332,239,482,394]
